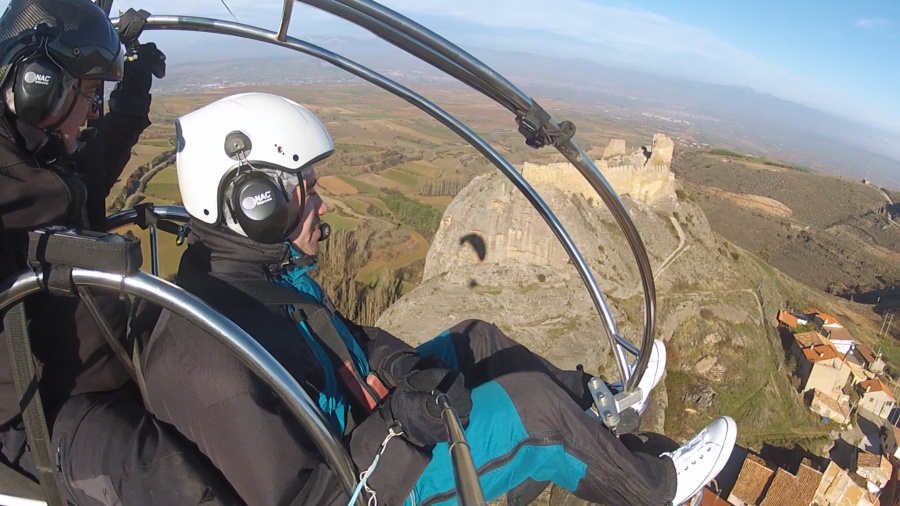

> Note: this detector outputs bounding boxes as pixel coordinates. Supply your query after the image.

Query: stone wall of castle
[522,134,677,205]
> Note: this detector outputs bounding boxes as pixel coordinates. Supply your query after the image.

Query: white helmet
[176,93,334,242]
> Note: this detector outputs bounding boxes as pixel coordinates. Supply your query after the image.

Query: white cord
[347,427,403,506]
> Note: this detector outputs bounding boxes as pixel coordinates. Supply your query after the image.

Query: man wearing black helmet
[0,1,238,505]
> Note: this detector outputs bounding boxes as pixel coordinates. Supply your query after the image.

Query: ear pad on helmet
[13,54,64,126]
[231,171,290,244]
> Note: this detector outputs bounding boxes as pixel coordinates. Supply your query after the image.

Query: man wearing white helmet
[144,92,737,506]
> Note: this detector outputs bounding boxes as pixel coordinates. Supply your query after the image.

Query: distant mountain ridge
[156,35,899,189]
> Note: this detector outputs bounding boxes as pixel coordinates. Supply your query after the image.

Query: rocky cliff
[376,135,830,444]
[377,135,725,427]
[521,133,677,206]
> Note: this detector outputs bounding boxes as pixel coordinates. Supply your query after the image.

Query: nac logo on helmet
[242,191,273,210]
[23,72,52,85]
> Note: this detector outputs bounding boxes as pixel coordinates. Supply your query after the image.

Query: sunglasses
[76,89,102,114]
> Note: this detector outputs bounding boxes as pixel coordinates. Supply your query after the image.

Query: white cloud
[855,18,894,30]
[117,0,900,134]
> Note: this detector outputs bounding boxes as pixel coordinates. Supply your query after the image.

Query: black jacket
[142,222,432,506]
[0,102,149,429]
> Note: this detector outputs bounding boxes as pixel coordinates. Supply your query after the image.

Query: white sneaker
[663,416,737,506]
[605,339,667,415]
[631,339,666,414]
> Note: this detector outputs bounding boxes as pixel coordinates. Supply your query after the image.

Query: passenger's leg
[51,385,240,506]
[416,319,593,408]
[407,372,676,506]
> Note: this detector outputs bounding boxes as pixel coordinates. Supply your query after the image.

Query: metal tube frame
[131,6,652,387]
[0,268,364,505]
[126,0,656,388]
[92,3,662,504]
[295,0,656,382]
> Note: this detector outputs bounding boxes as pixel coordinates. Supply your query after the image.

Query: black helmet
[0,0,124,87]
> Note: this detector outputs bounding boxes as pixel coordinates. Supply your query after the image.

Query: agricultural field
[108,83,632,312]
[143,167,181,204]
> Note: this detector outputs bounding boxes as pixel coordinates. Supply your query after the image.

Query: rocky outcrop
[521,134,677,206]
[378,156,730,379]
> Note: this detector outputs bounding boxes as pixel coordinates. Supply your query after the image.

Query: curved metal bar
[299,0,531,115]
[0,270,43,309]
[278,0,294,41]
[105,206,191,230]
[0,269,363,505]
[299,0,518,113]
[294,0,655,388]
[556,143,656,389]
[134,15,637,384]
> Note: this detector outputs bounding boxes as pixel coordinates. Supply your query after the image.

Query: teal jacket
[278,252,370,434]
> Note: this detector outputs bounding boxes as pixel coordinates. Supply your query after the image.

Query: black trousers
[1,385,240,505]
[377,320,679,505]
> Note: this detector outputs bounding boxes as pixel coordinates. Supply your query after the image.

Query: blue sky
[118,0,899,136]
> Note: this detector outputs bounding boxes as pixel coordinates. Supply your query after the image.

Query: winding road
[654,215,688,280]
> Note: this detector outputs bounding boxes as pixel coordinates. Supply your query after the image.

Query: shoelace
[663,430,714,470]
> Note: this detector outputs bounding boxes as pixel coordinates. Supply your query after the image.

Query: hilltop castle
[521,133,677,205]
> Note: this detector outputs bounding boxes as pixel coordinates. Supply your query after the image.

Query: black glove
[115,9,166,81]
[109,43,165,116]
[116,8,150,46]
[121,42,166,96]
[381,352,445,389]
[386,368,472,448]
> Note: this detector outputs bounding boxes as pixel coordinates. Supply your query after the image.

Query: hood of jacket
[183,219,294,282]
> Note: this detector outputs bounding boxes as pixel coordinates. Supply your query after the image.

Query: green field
[325,214,360,232]
[411,195,452,212]
[394,162,441,178]
[346,198,374,216]
[335,142,371,153]
[144,167,181,202]
[358,196,390,214]
[144,182,181,203]
[337,175,379,194]
[381,168,419,189]
[141,139,173,148]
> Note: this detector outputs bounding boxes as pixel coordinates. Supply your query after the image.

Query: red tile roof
[860,378,896,401]
[856,342,879,364]
[857,452,893,489]
[760,463,823,506]
[699,488,731,506]
[778,310,801,328]
[816,312,843,327]
[802,344,841,363]
[859,452,884,469]
[794,331,825,348]
[825,326,853,341]
[731,455,774,505]
[812,389,851,418]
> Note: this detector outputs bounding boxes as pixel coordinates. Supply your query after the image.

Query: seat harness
[187,279,389,429]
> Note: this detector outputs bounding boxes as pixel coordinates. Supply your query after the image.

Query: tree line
[379,191,442,239]
[315,228,403,326]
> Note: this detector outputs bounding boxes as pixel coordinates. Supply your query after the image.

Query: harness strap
[3,303,67,506]
[231,280,387,413]
[193,279,387,415]
[0,216,66,504]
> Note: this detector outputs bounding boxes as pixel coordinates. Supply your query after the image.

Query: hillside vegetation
[673,149,900,329]
[110,85,894,458]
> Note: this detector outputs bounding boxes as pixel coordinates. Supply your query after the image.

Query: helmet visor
[75,42,123,81]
